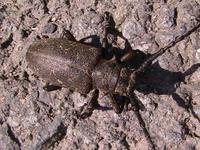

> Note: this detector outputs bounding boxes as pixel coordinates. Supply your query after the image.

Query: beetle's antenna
[127,22,200,96]
[125,23,200,149]
[135,22,200,74]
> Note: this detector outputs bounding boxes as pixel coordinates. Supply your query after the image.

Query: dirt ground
[0,0,200,149]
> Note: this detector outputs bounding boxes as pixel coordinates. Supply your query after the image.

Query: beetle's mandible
[26,13,200,118]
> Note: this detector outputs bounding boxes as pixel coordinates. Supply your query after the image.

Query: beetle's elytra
[26,13,200,118]
[27,38,102,94]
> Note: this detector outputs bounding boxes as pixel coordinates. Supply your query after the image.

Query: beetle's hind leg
[78,89,100,119]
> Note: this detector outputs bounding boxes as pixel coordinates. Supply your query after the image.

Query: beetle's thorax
[92,59,131,96]
[115,67,131,96]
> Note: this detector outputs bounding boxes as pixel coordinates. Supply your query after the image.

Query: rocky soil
[0,0,200,149]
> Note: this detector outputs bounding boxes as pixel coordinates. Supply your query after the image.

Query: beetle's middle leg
[78,89,100,119]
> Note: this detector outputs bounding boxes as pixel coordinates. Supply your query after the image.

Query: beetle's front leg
[78,89,100,119]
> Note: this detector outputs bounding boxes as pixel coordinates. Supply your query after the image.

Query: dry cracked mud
[0,0,200,150]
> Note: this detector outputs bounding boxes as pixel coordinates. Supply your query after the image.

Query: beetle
[26,13,200,118]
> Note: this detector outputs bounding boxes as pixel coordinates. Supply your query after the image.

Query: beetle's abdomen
[26,38,101,94]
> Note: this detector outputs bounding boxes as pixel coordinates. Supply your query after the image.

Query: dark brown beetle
[26,13,200,118]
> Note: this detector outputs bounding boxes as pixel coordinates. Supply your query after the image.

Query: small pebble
[43,23,58,34]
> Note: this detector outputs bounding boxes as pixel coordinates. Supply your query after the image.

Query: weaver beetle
[26,13,200,118]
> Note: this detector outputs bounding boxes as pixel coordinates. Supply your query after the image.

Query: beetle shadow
[135,62,200,122]
[135,62,200,95]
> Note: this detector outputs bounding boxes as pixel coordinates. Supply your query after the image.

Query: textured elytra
[26,38,102,94]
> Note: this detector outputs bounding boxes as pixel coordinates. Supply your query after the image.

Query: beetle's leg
[109,93,125,114]
[63,30,76,41]
[109,92,144,113]
[101,24,115,60]
[129,92,145,111]
[126,71,146,111]
[79,89,100,119]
